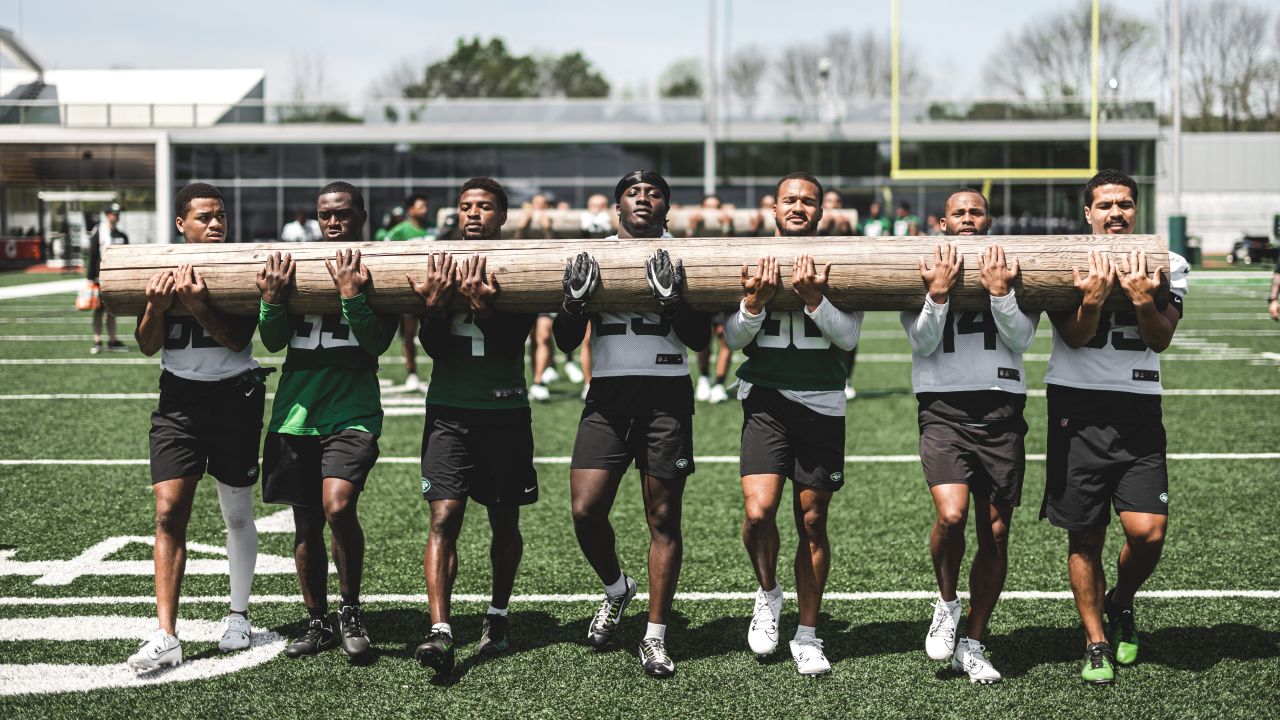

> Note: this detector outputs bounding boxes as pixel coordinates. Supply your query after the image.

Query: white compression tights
[216,481,258,614]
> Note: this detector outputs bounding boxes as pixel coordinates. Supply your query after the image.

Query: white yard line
[0,280,86,301]
[4,453,1279,468]
[1,589,1276,606]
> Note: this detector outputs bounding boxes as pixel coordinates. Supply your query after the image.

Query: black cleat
[285,618,336,658]
[415,629,455,677]
[339,604,372,660]
[587,576,636,649]
[639,637,676,678]
[477,613,510,656]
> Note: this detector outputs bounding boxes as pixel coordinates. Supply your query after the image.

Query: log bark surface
[100,235,1169,316]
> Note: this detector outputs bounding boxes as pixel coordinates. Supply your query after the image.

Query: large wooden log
[100,235,1169,316]
[433,207,859,238]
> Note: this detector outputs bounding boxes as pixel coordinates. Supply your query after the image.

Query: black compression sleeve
[669,305,712,352]
[552,311,589,353]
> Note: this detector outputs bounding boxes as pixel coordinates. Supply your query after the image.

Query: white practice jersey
[587,232,688,378]
[1045,252,1189,395]
[160,316,257,381]
[901,291,1039,395]
[589,311,689,378]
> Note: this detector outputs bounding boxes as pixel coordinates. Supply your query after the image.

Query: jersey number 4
[290,314,360,350]
[941,310,997,353]
[1083,312,1148,351]
[758,311,831,350]
[452,313,485,356]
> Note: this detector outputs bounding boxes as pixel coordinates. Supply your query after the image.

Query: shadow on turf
[980,623,1280,678]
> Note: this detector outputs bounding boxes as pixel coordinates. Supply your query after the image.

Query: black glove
[562,251,600,315]
[645,249,685,311]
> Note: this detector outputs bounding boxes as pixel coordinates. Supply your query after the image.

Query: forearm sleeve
[669,305,712,352]
[476,312,537,355]
[552,311,589,353]
[257,300,291,352]
[723,300,765,350]
[418,315,451,359]
[900,295,948,355]
[805,297,862,352]
[341,293,398,356]
[989,290,1039,354]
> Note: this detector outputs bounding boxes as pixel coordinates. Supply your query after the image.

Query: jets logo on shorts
[1159,492,1168,504]
[830,472,843,483]
[675,459,689,469]
[421,478,431,494]
[246,467,258,478]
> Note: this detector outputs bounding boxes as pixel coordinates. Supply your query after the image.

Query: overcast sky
[4,0,1167,102]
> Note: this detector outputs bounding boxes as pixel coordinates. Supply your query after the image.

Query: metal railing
[0,97,1157,129]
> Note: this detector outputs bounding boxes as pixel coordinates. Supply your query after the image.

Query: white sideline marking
[4,452,1279,468]
[1,589,1276,607]
[0,536,312,586]
[0,317,136,324]
[0,279,86,301]
[0,616,285,696]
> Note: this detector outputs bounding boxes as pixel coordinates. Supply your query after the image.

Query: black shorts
[421,405,537,507]
[149,371,265,486]
[1041,389,1169,531]
[918,399,1027,507]
[740,387,845,492]
[262,429,380,507]
[571,409,695,480]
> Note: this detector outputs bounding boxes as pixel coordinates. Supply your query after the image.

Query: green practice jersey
[736,309,852,391]
[385,221,431,241]
[422,311,537,410]
[259,294,398,435]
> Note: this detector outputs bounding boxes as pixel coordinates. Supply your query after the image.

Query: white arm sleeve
[804,296,863,352]
[900,294,949,355]
[989,290,1039,354]
[723,299,766,351]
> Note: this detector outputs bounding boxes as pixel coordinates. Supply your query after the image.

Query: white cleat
[790,637,832,676]
[218,613,252,652]
[952,638,1002,684]
[695,375,712,402]
[747,587,783,656]
[404,373,422,392]
[844,382,856,400]
[564,361,585,384]
[127,630,182,672]
[540,367,560,385]
[926,598,962,660]
[529,384,551,402]
[708,383,729,404]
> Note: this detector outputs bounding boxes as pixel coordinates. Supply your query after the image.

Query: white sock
[604,574,628,598]
[432,622,453,637]
[487,604,508,617]
[644,622,666,641]
[941,595,962,609]
[216,481,258,614]
[794,625,817,642]
[764,584,783,600]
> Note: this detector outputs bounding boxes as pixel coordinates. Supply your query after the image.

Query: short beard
[777,220,818,237]
[621,214,665,238]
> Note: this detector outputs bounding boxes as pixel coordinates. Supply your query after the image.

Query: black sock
[341,592,360,608]
[715,373,727,385]
[308,606,328,623]
[228,609,247,619]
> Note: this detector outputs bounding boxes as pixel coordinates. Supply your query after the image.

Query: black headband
[614,170,671,203]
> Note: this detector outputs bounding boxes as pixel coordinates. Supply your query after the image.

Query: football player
[552,170,712,677]
[1043,169,1188,684]
[127,183,266,671]
[408,178,538,678]
[725,172,864,676]
[257,182,399,663]
[902,189,1038,684]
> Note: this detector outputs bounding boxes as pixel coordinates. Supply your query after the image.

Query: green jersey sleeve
[258,300,292,352]
[340,293,398,357]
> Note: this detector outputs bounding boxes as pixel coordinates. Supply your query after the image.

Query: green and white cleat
[1081,641,1116,685]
